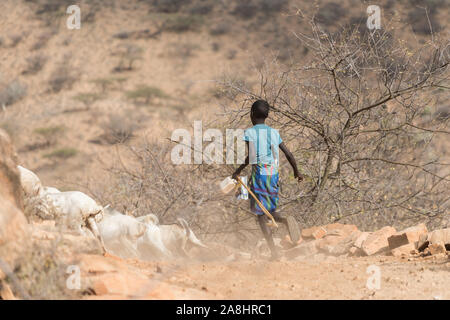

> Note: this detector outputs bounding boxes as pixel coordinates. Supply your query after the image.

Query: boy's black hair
[251,100,270,119]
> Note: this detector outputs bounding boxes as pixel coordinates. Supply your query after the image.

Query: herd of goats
[17,165,208,261]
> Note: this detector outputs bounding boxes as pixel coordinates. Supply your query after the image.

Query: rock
[349,246,364,256]
[362,226,396,256]
[0,281,17,300]
[0,129,29,267]
[317,230,362,256]
[428,228,450,246]
[301,226,327,240]
[428,243,446,255]
[354,232,370,248]
[323,223,358,237]
[388,223,427,250]
[417,233,429,252]
[391,243,416,257]
[284,241,318,259]
[417,228,450,252]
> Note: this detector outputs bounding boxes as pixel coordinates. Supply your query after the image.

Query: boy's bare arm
[279,142,303,182]
[232,141,249,180]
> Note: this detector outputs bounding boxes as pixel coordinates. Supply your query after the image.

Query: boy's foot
[286,215,301,244]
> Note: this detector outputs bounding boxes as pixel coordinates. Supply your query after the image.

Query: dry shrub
[315,2,346,26]
[0,80,28,107]
[9,33,23,48]
[209,20,232,36]
[34,125,65,147]
[218,20,449,231]
[12,241,81,299]
[165,41,200,59]
[165,14,204,33]
[112,44,143,72]
[31,31,54,51]
[23,54,48,75]
[150,0,191,13]
[407,7,441,35]
[72,92,102,110]
[100,113,138,145]
[44,148,78,160]
[125,85,168,105]
[48,65,76,93]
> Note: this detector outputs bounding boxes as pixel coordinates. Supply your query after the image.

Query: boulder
[428,243,446,255]
[349,246,364,256]
[388,223,427,250]
[0,129,29,267]
[417,228,450,252]
[428,228,450,246]
[284,241,318,259]
[301,226,327,240]
[323,223,358,237]
[362,226,396,256]
[354,232,370,248]
[391,243,417,257]
[317,230,362,256]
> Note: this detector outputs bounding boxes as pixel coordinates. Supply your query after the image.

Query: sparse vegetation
[9,33,23,47]
[44,148,78,159]
[101,113,138,144]
[209,21,231,36]
[166,41,200,59]
[165,14,204,33]
[31,31,54,51]
[125,85,168,104]
[112,44,143,72]
[91,77,127,92]
[0,80,28,107]
[231,2,258,20]
[408,7,441,35]
[13,242,81,299]
[258,0,289,14]
[150,0,190,13]
[22,54,48,75]
[34,125,65,146]
[315,2,346,26]
[189,2,213,15]
[72,93,102,110]
[48,64,77,93]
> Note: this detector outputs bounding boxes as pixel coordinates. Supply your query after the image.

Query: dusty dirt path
[140,255,450,300]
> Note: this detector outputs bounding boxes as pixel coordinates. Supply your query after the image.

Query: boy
[232,100,303,260]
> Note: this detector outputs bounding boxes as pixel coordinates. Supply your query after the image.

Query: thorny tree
[218,18,450,231]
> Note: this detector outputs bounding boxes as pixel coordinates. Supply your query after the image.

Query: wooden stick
[235,177,278,228]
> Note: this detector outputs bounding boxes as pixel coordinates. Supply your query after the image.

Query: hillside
[0,0,449,300]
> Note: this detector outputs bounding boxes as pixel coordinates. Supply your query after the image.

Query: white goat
[17,165,43,197]
[42,186,61,194]
[159,218,208,258]
[97,208,147,259]
[43,191,108,253]
[136,214,172,261]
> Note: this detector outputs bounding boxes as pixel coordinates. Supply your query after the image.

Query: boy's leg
[257,215,280,259]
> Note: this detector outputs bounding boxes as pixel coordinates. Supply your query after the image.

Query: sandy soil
[126,253,450,300]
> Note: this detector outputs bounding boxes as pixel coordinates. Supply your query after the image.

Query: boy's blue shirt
[243,124,282,165]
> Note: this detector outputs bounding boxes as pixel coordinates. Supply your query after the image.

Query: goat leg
[86,217,107,255]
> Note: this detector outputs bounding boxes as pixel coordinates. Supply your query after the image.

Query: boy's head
[250,100,270,124]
